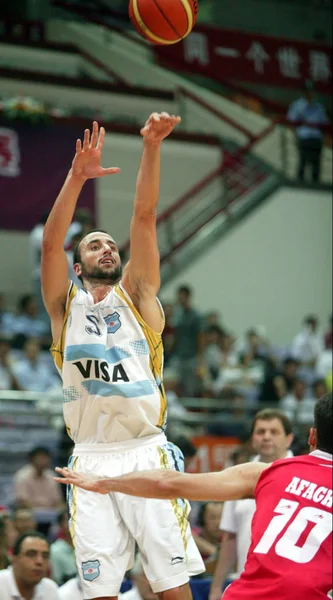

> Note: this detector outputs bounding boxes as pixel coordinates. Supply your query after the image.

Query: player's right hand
[71,121,120,181]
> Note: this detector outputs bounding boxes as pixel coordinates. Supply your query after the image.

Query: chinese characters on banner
[155,26,332,93]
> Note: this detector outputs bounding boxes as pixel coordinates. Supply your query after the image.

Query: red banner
[155,26,332,93]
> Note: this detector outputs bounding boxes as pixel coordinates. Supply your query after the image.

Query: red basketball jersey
[223,450,332,600]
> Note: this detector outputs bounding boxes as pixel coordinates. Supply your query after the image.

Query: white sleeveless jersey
[51,282,167,444]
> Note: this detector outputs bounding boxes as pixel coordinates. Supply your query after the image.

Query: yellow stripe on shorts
[68,456,78,546]
[159,447,189,552]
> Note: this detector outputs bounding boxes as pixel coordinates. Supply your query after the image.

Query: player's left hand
[140,112,181,144]
[54,467,109,494]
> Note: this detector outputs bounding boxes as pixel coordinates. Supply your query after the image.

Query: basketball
[129,0,198,45]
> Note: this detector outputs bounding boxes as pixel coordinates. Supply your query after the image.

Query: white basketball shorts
[67,433,205,598]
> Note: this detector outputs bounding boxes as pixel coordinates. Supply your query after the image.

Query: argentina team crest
[82,559,100,581]
[104,311,121,334]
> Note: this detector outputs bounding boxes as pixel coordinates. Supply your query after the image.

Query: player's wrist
[68,168,88,184]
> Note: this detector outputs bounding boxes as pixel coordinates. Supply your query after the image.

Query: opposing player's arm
[55,461,270,501]
[122,113,180,328]
[41,123,120,337]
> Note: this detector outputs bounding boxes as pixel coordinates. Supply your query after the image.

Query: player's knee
[157,583,192,600]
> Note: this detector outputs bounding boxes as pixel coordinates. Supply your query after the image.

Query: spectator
[259,356,299,404]
[0,532,58,599]
[280,378,314,426]
[12,508,37,537]
[287,79,329,182]
[65,208,94,249]
[58,575,82,600]
[50,510,76,585]
[0,514,14,569]
[200,325,225,383]
[12,338,60,393]
[316,344,333,383]
[209,409,293,600]
[0,295,15,337]
[13,446,64,511]
[6,294,50,348]
[192,502,223,563]
[123,553,157,600]
[0,337,21,390]
[291,314,323,367]
[324,315,332,350]
[170,285,202,396]
[168,434,198,472]
[313,378,328,400]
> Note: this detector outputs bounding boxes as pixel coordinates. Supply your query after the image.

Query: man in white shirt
[58,576,82,600]
[0,532,59,600]
[291,315,323,367]
[209,408,294,600]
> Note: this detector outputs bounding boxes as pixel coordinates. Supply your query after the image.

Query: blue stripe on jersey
[81,379,156,398]
[65,344,131,364]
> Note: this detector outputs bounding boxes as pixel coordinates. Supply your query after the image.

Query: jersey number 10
[254,498,331,564]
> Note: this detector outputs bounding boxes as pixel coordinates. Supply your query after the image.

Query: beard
[81,263,123,284]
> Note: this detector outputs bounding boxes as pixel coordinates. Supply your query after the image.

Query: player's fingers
[83,129,90,151]
[90,121,99,147]
[151,112,160,122]
[97,126,105,149]
[160,111,170,119]
[76,139,82,153]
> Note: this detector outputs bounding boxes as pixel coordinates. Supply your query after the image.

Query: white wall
[162,188,332,346]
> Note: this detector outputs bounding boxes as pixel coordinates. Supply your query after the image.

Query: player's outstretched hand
[71,121,121,181]
[140,112,181,144]
[54,467,109,494]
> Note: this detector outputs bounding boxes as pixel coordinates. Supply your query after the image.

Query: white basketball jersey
[51,282,167,444]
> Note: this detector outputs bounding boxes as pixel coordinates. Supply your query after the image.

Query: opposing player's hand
[71,121,121,181]
[54,467,109,494]
[140,112,181,144]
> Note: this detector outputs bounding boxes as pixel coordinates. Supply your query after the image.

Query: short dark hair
[251,408,293,436]
[170,435,197,459]
[72,229,110,265]
[28,446,51,461]
[13,532,49,556]
[314,393,332,454]
[177,285,191,297]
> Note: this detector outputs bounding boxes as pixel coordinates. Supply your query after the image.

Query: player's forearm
[42,170,85,250]
[211,535,237,589]
[133,141,161,216]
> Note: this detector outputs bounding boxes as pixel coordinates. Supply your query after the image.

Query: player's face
[12,537,50,585]
[252,418,293,461]
[76,232,122,284]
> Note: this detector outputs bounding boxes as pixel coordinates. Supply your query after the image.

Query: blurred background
[0,0,332,597]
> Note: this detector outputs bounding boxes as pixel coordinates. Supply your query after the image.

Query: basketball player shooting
[56,394,333,600]
[41,113,205,600]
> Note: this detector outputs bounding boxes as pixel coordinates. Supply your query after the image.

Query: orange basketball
[129,0,198,45]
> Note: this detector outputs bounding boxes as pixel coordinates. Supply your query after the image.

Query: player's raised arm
[55,461,269,501]
[122,112,181,329]
[41,122,120,336]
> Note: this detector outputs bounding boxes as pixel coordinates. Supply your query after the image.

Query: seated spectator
[0,337,21,390]
[50,510,76,585]
[168,434,198,472]
[291,314,322,367]
[0,532,58,599]
[259,356,299,404]
[279,378,314,425]
[5,294,50,346]
[12,508,37,537]
[13,446,64,511]
[239,328,276,376]
[124,553,157,600]
[324,315,332,350]
[192,502,223,567]
[12,338,60,392]
[200,325,225,383]
[313,378,328,400]
[316,346,333,382]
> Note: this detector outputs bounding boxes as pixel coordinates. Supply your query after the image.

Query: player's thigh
[67,455,135,593]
